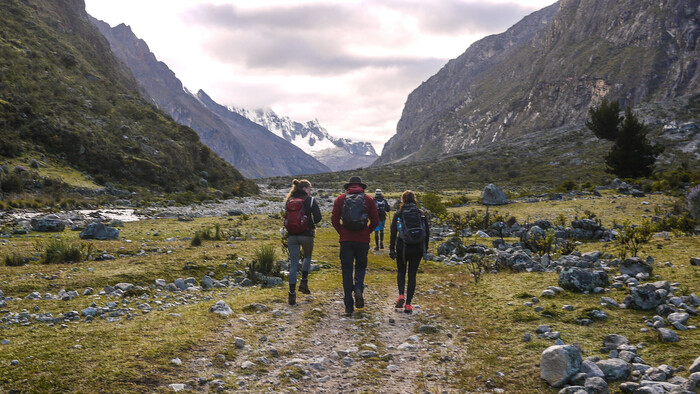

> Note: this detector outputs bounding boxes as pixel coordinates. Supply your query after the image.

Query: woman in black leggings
[389,190,430,314]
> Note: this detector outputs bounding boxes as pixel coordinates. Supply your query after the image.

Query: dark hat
[343,176,367,190]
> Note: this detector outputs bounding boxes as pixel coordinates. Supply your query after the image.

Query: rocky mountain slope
[377,0,700,165]
[0,0,256,195]
[91,19,330,178]
[232,108,378,171]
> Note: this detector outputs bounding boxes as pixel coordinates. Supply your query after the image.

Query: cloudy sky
[85,0,556,153]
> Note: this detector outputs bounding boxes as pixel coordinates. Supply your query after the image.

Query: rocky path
[183,284,461,393]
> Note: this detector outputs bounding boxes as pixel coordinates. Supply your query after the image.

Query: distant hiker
[283,179,322,306]
[331,176,379,316]
[373,189,391,251]
[389,190,430,314]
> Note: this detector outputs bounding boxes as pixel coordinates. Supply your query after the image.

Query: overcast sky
[85,0,556,153]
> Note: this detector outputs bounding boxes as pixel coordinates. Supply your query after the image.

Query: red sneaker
[395,295,405,308]
[404,304,413,314]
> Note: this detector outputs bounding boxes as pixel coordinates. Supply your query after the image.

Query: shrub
[248,244,278,281]
[42,239,83,264]
[422,193,447,218]
[616,220,653,259]
[4,253,25,267]
[1,173,24,193]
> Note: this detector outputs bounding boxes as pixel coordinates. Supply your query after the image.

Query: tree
[585,98,621,141]
[586,102,662,178]
[604,107,662,178]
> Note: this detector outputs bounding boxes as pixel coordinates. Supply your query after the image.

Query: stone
[619,382,640,393]
[690,257,700,266]
[540,345,582,387]
[481,184,509,205]
[690,356,700,373]
[168,384,186,392]
[584,376,609,394]
[667,312,690,326]
[79,223,119,240]
[625,283,666,310]
[603,334,630,351]
[209,300,234,316]
[657,328,679,343]
[580,360,605,378]
[620,257,653,277]
[596,358,631,381]
[201,276,213,289]
[559,268,609,293]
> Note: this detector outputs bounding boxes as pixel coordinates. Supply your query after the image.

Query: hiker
[283,179,322,306]
[389,190,430,314]
[373,189,391,251]
[331,176,379,316]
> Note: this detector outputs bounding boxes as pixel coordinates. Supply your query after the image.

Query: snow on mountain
[231,107,378,171]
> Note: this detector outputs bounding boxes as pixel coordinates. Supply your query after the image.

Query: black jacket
[375,196,391,221]
[288,190,322,237]
[389,203,430,253]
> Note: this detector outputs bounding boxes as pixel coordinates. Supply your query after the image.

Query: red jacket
[331,185,380,243]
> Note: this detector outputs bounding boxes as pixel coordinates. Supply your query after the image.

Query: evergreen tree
[603,107,662,178]
[585,98,621,141]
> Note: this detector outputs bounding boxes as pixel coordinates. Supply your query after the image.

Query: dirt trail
[184,283,460,393]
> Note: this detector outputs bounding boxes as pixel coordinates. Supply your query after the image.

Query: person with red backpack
[331,176,379,316]
[389,190,430,314]
[283,179,322,306]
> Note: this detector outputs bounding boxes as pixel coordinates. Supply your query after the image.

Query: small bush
[4,253,25,267]
[191,233,202,247]
[616,220,653,259]
[421,193,447,218]
[42,239,83,264]
[248,244,278,281]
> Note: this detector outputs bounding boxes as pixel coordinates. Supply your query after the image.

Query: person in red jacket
[331,176,380,316]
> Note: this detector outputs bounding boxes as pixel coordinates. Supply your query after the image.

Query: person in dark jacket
[389,190,430,314]
[373,189,391,251]
[284,179,322,306]
[331,176,379,316]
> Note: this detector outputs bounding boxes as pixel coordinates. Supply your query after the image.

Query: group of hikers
[283,176,430,316]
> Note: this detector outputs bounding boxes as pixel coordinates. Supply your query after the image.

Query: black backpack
[342,193,368,230]
[398,205,426,245]
[375,198,387,220]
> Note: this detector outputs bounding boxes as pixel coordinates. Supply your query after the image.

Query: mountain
[0,0,256,195]
[90,18,331,178]
[232,108,378,171]
[376,0,700,165]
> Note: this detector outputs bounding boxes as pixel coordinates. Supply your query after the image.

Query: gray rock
[540,345,583,387]
[580,360,605,378]
[603,334,630,351]
[558,386,587,394]
[619,382,640,393]
[418,325,438,333]
[625,283,667,310]
[481,184,509,205]
[657,328,679,343]
[114,283,134,292]
[174,278,187,291]
[79,223,119,240]
[667,312,690,326]
[620,257,653,276]
[30,217,66,232]
[209,300,234,316]
[202,276,214,290]
[585,376,609,394]
[155,279,166,287]
[234,337,246,349]
[596,358,631,381]
[558,268,609,293]
[690,356,700,373]
[690,257,700,266]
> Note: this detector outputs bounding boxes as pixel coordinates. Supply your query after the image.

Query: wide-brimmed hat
[343,176,367,190]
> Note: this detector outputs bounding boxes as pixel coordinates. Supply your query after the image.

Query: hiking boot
[404,304,413,314]
[344,305,354,316]
[374,246,379,251]
[288,291,296,306]
[298,279,311,294]
[380,243,384,249]
[395,295,405,308]
[354,288,364,309]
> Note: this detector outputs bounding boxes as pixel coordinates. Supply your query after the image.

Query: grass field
[0,192,698,392]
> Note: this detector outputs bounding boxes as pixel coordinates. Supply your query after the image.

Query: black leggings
[396,247,421,305]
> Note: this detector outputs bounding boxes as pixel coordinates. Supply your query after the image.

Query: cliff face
[376,0,700,164]
[0,0,256,194]
[92,18,330,178]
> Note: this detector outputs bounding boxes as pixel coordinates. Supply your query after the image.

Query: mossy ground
[0,192,698,392]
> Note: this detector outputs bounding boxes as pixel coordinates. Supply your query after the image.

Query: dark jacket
[331,185,380,243]
[375,196,391,221]
[389,203,430,253]
[287,190,322,237]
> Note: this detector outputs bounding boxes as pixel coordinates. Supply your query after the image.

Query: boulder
[30,217,65,232]
[79,223,119,240]
[620,257,653,277]
[559,268,609,293]
[624,283,667,310]
[596,358,631,381]
[690,356,700,373]
[657,328,679,343]
[603,334,630,351]
[209,300,234,316]
[540,345,582,387]
[481,184,509,206]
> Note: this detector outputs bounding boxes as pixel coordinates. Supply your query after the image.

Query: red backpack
[284,196,312,234]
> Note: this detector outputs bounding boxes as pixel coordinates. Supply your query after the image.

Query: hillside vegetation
[0,0,257,196]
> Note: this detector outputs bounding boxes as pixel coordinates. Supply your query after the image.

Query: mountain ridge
[376,0,700,165]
